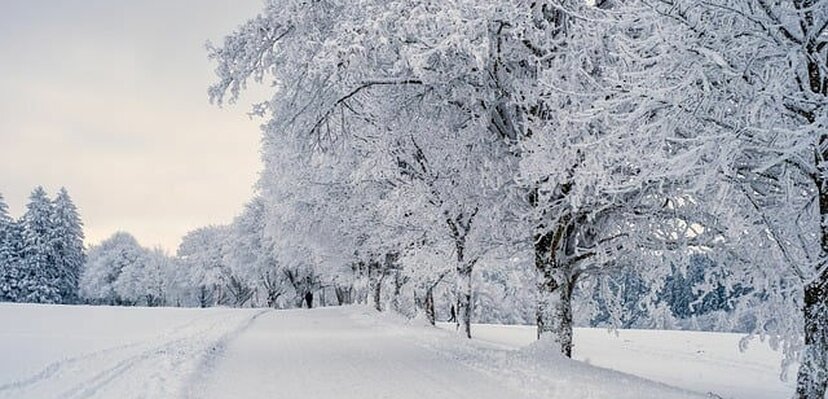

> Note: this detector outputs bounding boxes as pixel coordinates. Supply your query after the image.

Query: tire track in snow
[180,309,271,399]
[0,341,144,393]
[0,310,228,394]
[0,309,263,399]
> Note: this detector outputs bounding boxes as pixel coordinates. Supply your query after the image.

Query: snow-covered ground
[0,304,265,398]
[439,323,795,399]
[0,304,792,399]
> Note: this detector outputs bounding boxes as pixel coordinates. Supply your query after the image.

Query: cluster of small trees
[80,216,340,310]
[202,0,827,397]
[0,188,85,304]
[80,232,180,307]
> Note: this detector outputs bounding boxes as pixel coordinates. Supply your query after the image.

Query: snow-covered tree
[499,0,729,356]
[254,124,366,309]
[207,6,828,391]
[208,0,523,338]
[81,232,148,305]
[0,193,23,302]
[19,187,60,303]
[115,247,176,307]
[51,188,85,304]
[177,225,235,307]
[604,1,828,396]
[225,197,282,307]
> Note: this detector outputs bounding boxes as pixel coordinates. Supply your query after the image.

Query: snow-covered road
[0,304,784,399]
[193,307,698,399]
[194,307,529,399]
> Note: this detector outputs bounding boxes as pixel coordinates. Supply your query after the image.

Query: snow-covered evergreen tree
[19,187,60,304]
[51,188,85,304]
[0,193,23,302]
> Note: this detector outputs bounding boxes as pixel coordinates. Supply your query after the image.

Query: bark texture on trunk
[372,279,383,311]
[366,260,385,311]
[796,274,828,399]
[446,208,478,339]
[536,266,573,357]
[335,285,352,305]
[424,286,436,326]
[456,265,473,339]
[533,204,576,357]
[392,269,407,313]
[797,162,828,399]
[794,5,828,397]
[265,291,281,308]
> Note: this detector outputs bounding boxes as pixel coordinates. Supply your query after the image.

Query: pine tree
[0,193,22,302]
[52,188,85,304]
[20,187,60,303]
[0,221,24,302]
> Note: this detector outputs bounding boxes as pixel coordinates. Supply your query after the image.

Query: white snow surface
[0,304,791,399]
[439,323,795,399]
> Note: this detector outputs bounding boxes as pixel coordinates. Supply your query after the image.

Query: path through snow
[197,307,699,399]
[196,307,532,399]
[0,304,718,399]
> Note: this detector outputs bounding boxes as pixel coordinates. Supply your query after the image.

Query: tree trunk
[266,290,280,308]
[445,210,477,338]
[794,10,828,398]
[796,174,828,399]
[372,266,384,312]
[372,281,382,311]
[534,217,574,357]
[358,282,368,305]
[456,265,473,339]
[796,273,828,399]
[536,263,573,357]
[392,270,405,313]
[334,285,352,305]
[424,286,436,326]
[198,285,210,308]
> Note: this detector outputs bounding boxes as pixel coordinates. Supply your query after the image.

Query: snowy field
[438,324,795,399]
[0,304,792,399]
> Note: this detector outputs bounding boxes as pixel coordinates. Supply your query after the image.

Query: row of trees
[84,203,742,330]
[0,188,85,304]
[202,0,827,397]
[79,203,453,313]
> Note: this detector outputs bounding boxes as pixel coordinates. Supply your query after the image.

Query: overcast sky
[0,1,267,252]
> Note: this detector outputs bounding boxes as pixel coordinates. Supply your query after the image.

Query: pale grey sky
[0,1,267,252]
